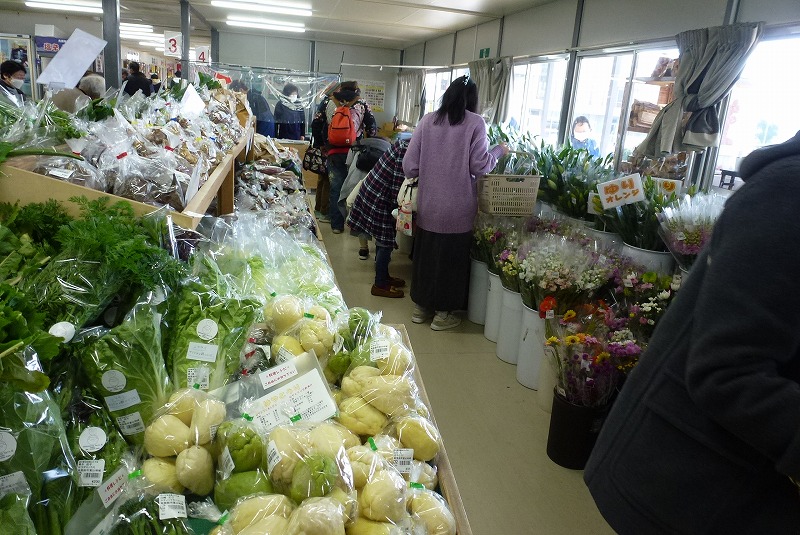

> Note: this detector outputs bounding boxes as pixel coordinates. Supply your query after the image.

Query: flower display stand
[546,389,610,470]
[621,243,674,274]
[467,259,488,325]
[484,272,502,342]
[516,305,546,389]
[496,287,522,364]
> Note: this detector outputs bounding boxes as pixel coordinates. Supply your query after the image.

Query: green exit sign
[479,47,491,58]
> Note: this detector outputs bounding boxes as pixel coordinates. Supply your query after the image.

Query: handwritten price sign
[597,174,646,210]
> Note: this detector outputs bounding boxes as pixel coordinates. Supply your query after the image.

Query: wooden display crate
[0,126,253,230]
[393,324,473,535]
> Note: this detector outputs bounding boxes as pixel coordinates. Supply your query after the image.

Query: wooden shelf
[635,76,676,86]
[627,125,652,134]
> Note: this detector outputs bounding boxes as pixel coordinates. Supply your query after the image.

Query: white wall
[737,0,800,25]
[579,0,728,47]
[423,34,454,65]
[0,11,101,38]
[501,0,578,57]
[403,42,424,66]
[219,32,310,71]
[475,19,502,58]
[454,27,477,64]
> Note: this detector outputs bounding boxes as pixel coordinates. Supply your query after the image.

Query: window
[717,35,800,175]
[570,53,634,159]
[452,67,469,81]
[507,58,568,145]
[423,70,453,115]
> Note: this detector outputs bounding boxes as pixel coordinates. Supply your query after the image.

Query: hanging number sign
[196,46,211,64]
[164,32,182,58]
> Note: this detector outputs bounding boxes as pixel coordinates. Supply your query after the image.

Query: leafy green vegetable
[166,281,261,391]
[79,299,171,445]
[197,72,222,91]
[0,380,78,535]
[0,493,37,534]
[110,492,195,535]
[0,200,72,251]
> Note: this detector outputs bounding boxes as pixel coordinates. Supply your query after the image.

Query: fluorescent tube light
[227,14,304,27]
[226,20,305,32]
[212,0,311,17]
[120,23,154,31]
[121,32,164,41]
[25,1,103,13]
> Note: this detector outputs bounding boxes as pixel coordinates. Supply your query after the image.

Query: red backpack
[328,105,357,147]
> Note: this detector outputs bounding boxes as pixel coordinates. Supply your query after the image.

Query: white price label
[250,370,337,435]
[104,389,141,411]
[623,279,634,288]
[266,440,281,476]
[101,370,127,393]
[276,346,295,364]
[0,471,30,499]
[116,412,145,435]
[545,310,555,319]
[220,446,236,479]
[369,340,390,362]
[210,424,220,442]
[675,232,686,241]
[79,427,108,453]
[333,334,345,353]
[0,432,17,461]
[187,342,219,363]
[157,493,187,520]
[97,467,128,508]
[48,168,75,179]
[259,361,299,390]
[78,459,106,488]
[196,319,219,341]
[187,367,210,390]
[392,448,414,474]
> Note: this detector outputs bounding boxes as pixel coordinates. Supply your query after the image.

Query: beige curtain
[396,70,425,125]
[468,57,513,124]
[635,22,763,156]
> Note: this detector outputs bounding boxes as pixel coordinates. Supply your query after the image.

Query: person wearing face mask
[274,83,306,141]
[570,116,601,158]
[0,60,27,102]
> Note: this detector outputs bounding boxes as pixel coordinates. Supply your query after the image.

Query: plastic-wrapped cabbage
[407,488,456,535]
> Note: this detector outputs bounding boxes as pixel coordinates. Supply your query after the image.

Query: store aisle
[317,223,615,535]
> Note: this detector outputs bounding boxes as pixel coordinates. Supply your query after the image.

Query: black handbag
[303,145,327,175]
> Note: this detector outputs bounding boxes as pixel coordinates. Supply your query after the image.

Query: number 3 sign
[164,32,182,58]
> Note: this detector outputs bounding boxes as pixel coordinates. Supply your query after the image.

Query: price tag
[0,471,30,499]
[116,412,145,436]
[104,389,141,411]
[157,493,187,520]
[597,174,646,210]
[333,334,345,353]
[545,310,555,319]
[78,459,106,488]
[48,168,75,179]
[187,342,219,363]
[266,440,281,476]
[210,424,220,441]
[259,361,299,390]
[392,448,414,474]
[79,427,108,453]
[250,370,337,435]
[0,432,17,461]
[369,340,390,362]
[276,346,295,364]
[187,367,210,390]
[675,232,686,241]
[220,447,235,480]
[623,279,634,288]
[97,467,128,508]
[587,192,600,215]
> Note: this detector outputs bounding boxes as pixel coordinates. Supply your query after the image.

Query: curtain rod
[340,62,451,69]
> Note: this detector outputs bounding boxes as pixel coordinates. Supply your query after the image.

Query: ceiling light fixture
[121,32,164,40]
[226,15,304,27]
[25,1,103,14]
[226,20,305,33]
[211,0,311,17]
[120,23,154,31]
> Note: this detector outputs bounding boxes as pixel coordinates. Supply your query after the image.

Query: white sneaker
[411,305,433,324]
[431,311,461,331]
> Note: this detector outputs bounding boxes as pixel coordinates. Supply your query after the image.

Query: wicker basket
[478,174,541,216]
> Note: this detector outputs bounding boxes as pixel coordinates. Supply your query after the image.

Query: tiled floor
[317,222,615,535]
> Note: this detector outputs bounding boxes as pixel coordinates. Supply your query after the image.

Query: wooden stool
[719,169,738,190]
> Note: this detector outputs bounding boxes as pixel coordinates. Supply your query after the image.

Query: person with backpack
[309,86,336,221]
[325,81,377,234]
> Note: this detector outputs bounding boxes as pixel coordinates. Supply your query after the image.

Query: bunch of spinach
[0,380,78,535]
[79,298,172,445]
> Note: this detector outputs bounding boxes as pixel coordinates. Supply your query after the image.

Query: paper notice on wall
[38,29,107,89]
[357,80,386,112]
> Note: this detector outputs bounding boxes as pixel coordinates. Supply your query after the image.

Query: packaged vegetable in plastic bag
[394,414,441,463]
[406,488,456,535]
[341,366,417,419]
[338,308,381,353]
[272,313,337,362]
[79,294,172,445]
[0,492,37,535]
[224,493,295,535]
[108,468,197,534]
[166,280,262,391]
[358,465,407,524]
[404,460,437,492]
[286,496,347,535]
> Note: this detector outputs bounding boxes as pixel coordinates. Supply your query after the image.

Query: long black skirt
[410,227,472,312]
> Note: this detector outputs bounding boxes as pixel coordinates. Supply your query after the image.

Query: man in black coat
[585,131,800,533]
[123,61,151,97]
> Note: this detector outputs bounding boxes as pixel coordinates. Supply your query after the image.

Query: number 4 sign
[164,32,182,58]
[196,46,210,64]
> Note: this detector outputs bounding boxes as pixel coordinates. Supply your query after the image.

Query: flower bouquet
[472,213,499,265]
[657,192,726,271]
[496,248,520,292]
[613,268,681,345]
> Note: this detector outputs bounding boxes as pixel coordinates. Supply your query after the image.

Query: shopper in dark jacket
[249,87,275,138]
[274,83,305,140]
[585,131,800,533]
[0,60,26,103]
[123,61,151,97]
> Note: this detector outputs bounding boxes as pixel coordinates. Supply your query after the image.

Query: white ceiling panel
[397,10,490,30]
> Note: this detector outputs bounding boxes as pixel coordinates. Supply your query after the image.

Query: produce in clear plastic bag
[144,415,191,457]
[215,415,265,474]
[358,468,406,523]
[308,422,360,457]
[214,469,273,513]
[176,445,215,495]
[80,295,172,445]
[404,460,437,491]
[369,435,403,465]
[285,497,346,535]
[264,294,305,335]
[336,397,389,437]
[191,397,226,446]
[108,470,196,534]
[345,517,411,535]
[406,488,456,535]
[346,446,384,489]
[395,415,441,462]
[359,374,417,418]
[0,493,37,535]
[142,457,184,494]
[228,493,295,534]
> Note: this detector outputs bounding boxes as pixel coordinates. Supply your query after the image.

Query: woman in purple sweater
[402,75,508,331]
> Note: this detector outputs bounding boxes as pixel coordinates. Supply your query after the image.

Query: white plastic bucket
[621,243,675,275]
[585,228,623,253]
[467,259,488,325]
[536,348,558,414]
[516,305,546,389]
[484,272,502,342]
[496,287,522,364]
